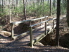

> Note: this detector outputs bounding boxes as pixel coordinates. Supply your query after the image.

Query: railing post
[11,23,14,39]
[45,22,47,35]
[29,21,33,47]
[46,16,48,26]
[30,26,33,47]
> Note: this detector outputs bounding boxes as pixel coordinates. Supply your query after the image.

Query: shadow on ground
[0,33,69,52]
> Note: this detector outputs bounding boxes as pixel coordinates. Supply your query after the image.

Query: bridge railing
[29,17,56,47]
[10,16,56,47]
[10,16,48,39]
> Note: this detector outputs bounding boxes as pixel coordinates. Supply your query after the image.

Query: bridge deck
[14,25,45,42]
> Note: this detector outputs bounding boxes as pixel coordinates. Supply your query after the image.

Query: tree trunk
[53,0,56,8]
[2,0,3,12]
[66,0,69,26]
[56,0,61,46]
[23,0,26,20]
[48,0,49,3]
[16,0,18,17]
[43,0,44,16]
[50,0,52,16]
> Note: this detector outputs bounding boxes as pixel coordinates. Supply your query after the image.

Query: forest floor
[0,15,69,52]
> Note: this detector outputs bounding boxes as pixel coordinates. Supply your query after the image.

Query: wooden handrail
[30,18,56,27]
[11,20,31,25]
[11,16,48,25]
[31,16,48,21]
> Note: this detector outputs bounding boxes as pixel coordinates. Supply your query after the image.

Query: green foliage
[0,1,67,18]
[61,0,67,14]
[13,5,24,14]
[52,7,56,15]
[0,8,6,17]
[0,5,9,17]
[26,1,50,17]
[0,12,6,17]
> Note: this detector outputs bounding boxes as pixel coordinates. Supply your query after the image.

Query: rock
[0,31,11,36]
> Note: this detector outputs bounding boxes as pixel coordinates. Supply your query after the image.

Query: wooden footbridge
[10,16,65,47]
